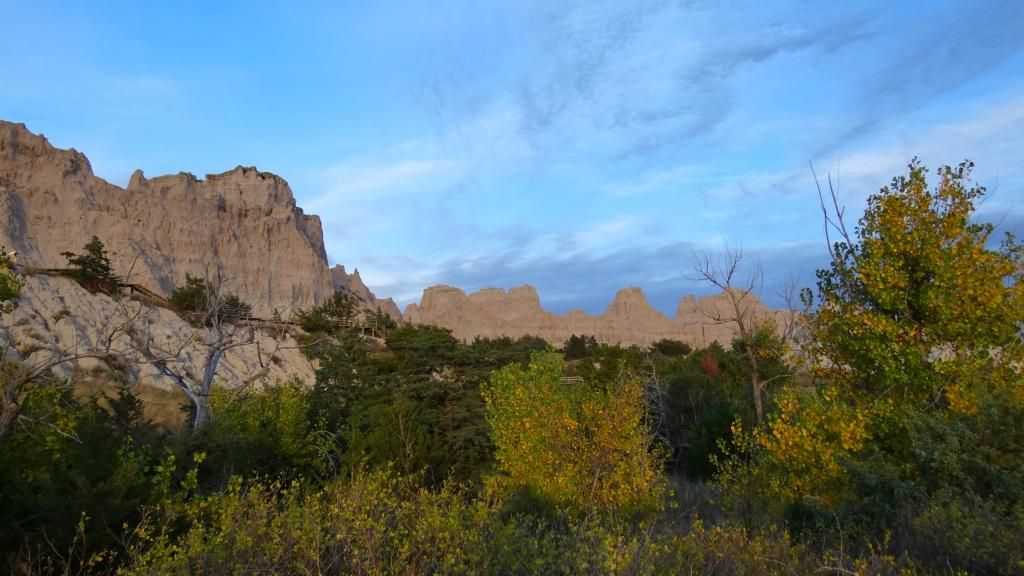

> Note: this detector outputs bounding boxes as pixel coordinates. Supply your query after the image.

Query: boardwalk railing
[20,266,394,338]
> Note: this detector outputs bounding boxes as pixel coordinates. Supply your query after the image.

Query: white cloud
[307,98,532,213]
[570,215,647,252]
[308,157,463,209]
[602,165,700,197]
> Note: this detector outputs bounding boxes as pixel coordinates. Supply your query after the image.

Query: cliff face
[330,265,403,322]
[404,284,789,348]
[0,121,334,317]
[1,274,315,391]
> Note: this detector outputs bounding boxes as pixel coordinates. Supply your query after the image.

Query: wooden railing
[19,266,394,338]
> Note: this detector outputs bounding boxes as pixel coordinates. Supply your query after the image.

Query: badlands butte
[1,120,782,356]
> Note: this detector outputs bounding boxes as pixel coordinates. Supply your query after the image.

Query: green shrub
[182,382,335,487]
[170,275,251,324]
[650,338,692,357]
[562,333,598,359]
[0,381,164,574]
[60,236,120,293]
[295,291,358,335]
[0,247,22,314]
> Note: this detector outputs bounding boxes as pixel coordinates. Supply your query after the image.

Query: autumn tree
[482,352,664,518]
[809,159,1023,409]
[716,160,1024,571]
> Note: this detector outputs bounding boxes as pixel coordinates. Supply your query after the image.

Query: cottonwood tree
[693,247,800,423]
[810,159,1024,406]
[483,352,664,518]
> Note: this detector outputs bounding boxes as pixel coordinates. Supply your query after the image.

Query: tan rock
[330,265,402,323]
[1,274,315,391]
[0,121,333,317]
[404,283,787,348]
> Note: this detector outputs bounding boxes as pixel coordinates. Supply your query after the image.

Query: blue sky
[3,0,1023,314]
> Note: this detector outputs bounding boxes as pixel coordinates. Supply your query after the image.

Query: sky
[3,0,1023,315]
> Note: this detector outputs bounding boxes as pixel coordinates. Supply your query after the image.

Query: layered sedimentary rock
[330,265,402,322]
[404,284,787,348]
[0,121,334,317]
[1,274,315,391]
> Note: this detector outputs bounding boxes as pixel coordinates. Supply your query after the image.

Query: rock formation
[330,265,402,322]
[1,274,315,393]
[0,120,338,317]
[404,284,789,348]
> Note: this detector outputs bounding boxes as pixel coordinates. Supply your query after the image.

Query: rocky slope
[404,284,789,348]
[330,265,403,322]
[1,274,315,392]
[0,121,337,317]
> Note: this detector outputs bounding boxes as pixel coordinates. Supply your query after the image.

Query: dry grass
[71,377,189,430]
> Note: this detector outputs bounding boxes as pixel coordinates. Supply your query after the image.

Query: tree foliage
[60,236,120,293]
[810,159,1023,407]
[0,247,23,315]
[650,338,691,357]
[170,274,252,325]
[562,333,599,360]
[483,353,664,518]
[295,291,359,335]
[714,160,1024,574]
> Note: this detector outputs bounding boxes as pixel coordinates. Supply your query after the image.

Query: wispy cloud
[308,157,463,209]
[821,0,1024,154]
[511,1,874,162]
[602,165,699,197]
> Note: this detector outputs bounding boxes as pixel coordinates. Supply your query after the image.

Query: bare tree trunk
[193,348,223,430]
[693,246,774,424]
[193,396,209,430]
[751,366,764,424]
[0,395,19,440]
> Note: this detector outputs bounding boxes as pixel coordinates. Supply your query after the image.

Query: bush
[170,275,251,324]
[116,468,923,576]
[562,333,598,360]
[60,236,120,293]
[0,381,164,574]
[183,382,335,487]
[650,338,691,357]
[295,291,359,335]
[482,352,665,519]
[0,247,23,315]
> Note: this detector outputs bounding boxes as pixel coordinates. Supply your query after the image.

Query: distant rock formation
[0,121,393,318]
[404,284,788,348]
[330,265,402,322]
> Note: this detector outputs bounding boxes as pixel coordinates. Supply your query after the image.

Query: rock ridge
[0,120,391,318]
[404,283,788,347]
[330,265,402,322]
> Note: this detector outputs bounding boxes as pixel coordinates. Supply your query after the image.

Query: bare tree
[692,246,796,424]
[129,268,277,430]
[1,249,300,437]
[0,296,145,440]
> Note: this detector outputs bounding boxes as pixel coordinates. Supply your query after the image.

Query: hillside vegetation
[1,161,1022,575]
